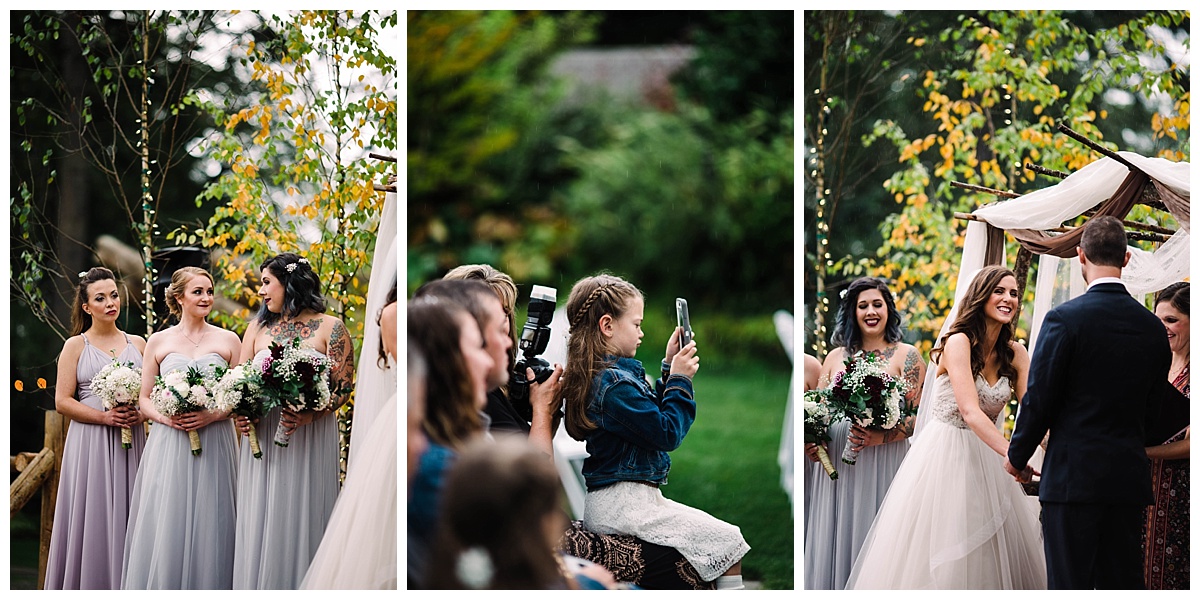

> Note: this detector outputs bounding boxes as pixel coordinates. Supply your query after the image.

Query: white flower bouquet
[259,337,333,447]
[150,366,215,456]
[825,351,911,465]
[92,360,142,449]
[803,387,838,480]
[212,362,269,459]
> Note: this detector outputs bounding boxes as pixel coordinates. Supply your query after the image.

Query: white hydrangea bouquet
[91,360,142,449]
[259,337,333,447]
[212,362,269,459]
[150,365,216,456]
[803,387,838,480]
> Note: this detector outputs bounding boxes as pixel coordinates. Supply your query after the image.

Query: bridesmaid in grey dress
[121,267,242,589]
[45,267,147,589]
[803,277,926,590]
[233,252,355,589]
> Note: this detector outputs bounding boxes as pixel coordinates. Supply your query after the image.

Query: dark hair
[830,277,903,352]
[165,267,215,318]
[377,282,398,369]
[930,265,1019,381]
[1080,215,1128,267]
[426,437,567,590]
[71,267,118,336]
[407,296,482,451]
[1154,281,1189,316]
[413,279,497,339]
[255,252,327,326]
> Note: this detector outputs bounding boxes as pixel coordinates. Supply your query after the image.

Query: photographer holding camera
[442,265,563,456]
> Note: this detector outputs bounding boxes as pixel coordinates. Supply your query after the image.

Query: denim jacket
[581,356,696,491]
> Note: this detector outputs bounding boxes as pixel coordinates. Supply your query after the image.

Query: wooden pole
[1024,162,1070,179]
[9,447,54,518]
[1012,247,1033,327]
[950,181,1019,198]
[38,408,67,589]
[1056,124,1141,172]
[953,213,1171,242]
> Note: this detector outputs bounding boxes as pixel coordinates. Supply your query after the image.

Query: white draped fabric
[972,154,1190,300]
[913,154,1189,443]
[911,220,997,441]
[347,191,398,471]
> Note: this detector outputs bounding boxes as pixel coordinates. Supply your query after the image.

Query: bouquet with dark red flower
[825,350,910,465]
[259,337,333,447]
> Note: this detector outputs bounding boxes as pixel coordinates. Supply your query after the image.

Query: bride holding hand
[846,265,1046,589]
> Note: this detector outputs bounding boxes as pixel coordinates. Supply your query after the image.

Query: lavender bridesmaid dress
[120,353,237,589]
[44,334,146,589]
[233,348,340,589]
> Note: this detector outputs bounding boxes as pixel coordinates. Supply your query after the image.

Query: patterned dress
[1142,364,1189,590]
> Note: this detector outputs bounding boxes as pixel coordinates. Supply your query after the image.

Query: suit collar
[1086,280,1128,294]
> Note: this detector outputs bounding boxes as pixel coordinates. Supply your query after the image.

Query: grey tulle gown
[233,348,340,590]
[44,334,146,590]
[120,353,238,589]
[804,418,909,590]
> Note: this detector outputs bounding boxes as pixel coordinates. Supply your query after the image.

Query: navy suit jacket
[1008,282,1170,505]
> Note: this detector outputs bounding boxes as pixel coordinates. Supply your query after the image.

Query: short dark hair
[1154,281,1189,317]
[1080,215,1128,267]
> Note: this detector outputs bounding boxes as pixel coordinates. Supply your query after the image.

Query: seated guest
[426,437,619,589]
[406,297,494,588]
[441,264,564,455]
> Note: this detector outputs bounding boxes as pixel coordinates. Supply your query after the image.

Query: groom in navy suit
[1005,215,1171,589]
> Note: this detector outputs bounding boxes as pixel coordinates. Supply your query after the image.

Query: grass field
[659,362,794,590]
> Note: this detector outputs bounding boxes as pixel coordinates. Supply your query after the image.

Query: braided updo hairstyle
[561,273,643,441]
[70,267,118,336]
[255,252,327,326]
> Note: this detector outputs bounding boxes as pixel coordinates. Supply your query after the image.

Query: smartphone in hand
[676,298,693,347]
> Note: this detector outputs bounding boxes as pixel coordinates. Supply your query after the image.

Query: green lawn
[659,362,794,590]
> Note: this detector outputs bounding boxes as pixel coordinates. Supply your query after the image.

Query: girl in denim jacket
[561,274,750,589]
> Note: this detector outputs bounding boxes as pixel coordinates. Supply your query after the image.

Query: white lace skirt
[583,481,750,581]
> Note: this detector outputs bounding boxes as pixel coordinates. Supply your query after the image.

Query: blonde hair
[165,267,214,318]
[561,273,643,440]
[443,264,519,390]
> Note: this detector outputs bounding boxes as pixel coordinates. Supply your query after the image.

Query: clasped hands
[104,404,145,429]
[1002,458,1040,484]
[802,425,889,462]
[234,409,318,437]
[167,409,231,432]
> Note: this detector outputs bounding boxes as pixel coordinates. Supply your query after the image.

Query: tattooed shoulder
[267,317,325,343]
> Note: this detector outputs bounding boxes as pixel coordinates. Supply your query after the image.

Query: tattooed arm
[876,345,926,445]
[327,317,356,410]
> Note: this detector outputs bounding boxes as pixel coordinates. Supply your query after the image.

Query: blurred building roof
[548,45,696,110]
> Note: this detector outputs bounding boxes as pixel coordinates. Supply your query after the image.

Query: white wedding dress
[846,373,1047,589]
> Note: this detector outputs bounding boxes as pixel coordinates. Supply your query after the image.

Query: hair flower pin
[455,546,494,589]
[78,271,89,278]
[285,258,309,273]
[839,288,848,299]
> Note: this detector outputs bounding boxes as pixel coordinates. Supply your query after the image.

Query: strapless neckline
[164,351,225,362]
